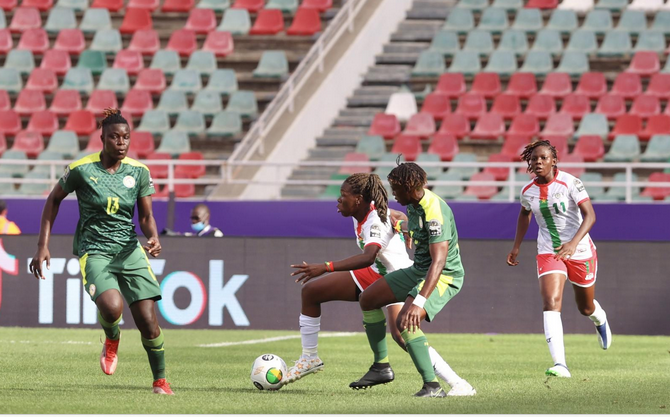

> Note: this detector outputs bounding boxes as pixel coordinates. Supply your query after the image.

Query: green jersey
[58,153,155,257]
[406,189,464,277]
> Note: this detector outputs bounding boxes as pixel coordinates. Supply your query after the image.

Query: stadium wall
[0,236,668,335]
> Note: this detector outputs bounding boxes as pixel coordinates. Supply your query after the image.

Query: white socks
[428,346,463,387]
[543,311,566,367]
[299,314,320,358]
[588,299,607,326]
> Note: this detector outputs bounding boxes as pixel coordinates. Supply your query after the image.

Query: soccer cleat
[349,363,395,390]
[284,356,324,384]
[414,382,446,398]
[153,378,174,395]
[447,379,477,396]
[100,336,120,375]
[545,364,571,378]
[595,321,612,350]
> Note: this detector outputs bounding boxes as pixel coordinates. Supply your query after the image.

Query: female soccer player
[29,109,173,395]
[506,140,612,378]
[287,173,466,392]
[350,164,475,398]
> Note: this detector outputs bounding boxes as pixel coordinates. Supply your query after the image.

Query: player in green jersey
[350,161,475,398]
[29,108,173,395]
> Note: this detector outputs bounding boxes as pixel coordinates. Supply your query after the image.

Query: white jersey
[352,208,413,275]
[520,170,596,260]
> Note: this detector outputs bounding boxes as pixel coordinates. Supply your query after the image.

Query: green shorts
[79,243,162,305]
[384,265,463,322]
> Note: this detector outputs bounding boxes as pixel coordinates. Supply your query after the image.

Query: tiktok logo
[0,239,19,313]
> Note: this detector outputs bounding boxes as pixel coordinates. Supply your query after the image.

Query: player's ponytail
[344,173,389,224]
[98,108,129,130]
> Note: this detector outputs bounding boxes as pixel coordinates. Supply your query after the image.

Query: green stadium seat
[448,51,481,76]
[531,29,563,56]
[581,10,613,35]
[197,0,231,11]
[463,30,494,56]
[651,10,670,35]
[174,110,206,136]
[0,68,22,94]
[169,69,202,94]
[56,0,89,11]
[60,68,94,94]
[205,69,238,96]
[491,0,523,10]
[0,9,5,29]
[18,170,51,195]
[428,30,460,57]
[79,8,112,34]
[477,7,509,33]
[4,49,34,75]
[446,152,478,179]
[45,130,78,159]
[253,50,290,78]
[156,90,188,116]
[546,9,578,34]
[150,50,181,76]
[90,29,122,54]
[207,110,242,137]
[616,10,646,35]
[579,172,605,200]
[31,150,64,175]
[217,8,251,35]
[97,68,130,95]
[567,30,598,55]
[137,110,171,135]
[511,8,543,34]
[575,113,609,139]
[191,90,223,117]
[484,50,517,76]
[411,50,445,77]
[554,51,590,77]
[455,0,488,10]
[442,8,474,34]
[0,150,28,178]
[226,90,258,118]
[44,7,76,33]
[155,130,191,156]
[640,134,670,162]
[604,134,641,162]
[76,50,107,76]
[598,31,632,57]
[266,0,298,12]
[355,135,386,162]
[416,153,441,180]
[431,172,464,200]
[497,30,529,56]
[186,51,217,76]
[602,172,639,200]
[595,0,627,11]
[520,50,554,76]
[373,153,404,180]
[320,173,349,199]
[634,31,667,53]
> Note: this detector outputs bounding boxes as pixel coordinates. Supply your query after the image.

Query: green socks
[142,330,166,381]
[98,311,121,341]
[402,329,437,383]
[363,309,389,363]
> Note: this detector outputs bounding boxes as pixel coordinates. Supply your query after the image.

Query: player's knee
[359,291,375,311]
[390,329,406,350]
[301,281,319,303]
[578,304,595,316]
[542,297,562,311]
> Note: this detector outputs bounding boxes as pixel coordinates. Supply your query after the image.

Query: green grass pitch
[0,327,668,414]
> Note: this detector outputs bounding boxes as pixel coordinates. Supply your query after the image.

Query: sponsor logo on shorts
[89,284,96,297]
[369,224,381,238]
[586,273,594,281]
[428,219,442,237]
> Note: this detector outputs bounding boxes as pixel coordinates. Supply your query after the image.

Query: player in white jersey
[507,140,612,378]
[284,173,463,390]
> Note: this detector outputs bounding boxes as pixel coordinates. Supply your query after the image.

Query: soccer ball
[250,353,287,391]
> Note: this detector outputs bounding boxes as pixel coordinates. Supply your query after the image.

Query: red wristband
[324,261,334,272]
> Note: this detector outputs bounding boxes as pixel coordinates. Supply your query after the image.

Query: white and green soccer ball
[250,354,287,391]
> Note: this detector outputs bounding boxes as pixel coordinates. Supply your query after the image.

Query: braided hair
[520,139,558,173]
[344,173,389,224]
[98,108,128,131]
[387,156,427,193]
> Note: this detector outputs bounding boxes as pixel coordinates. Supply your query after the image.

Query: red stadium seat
[505,72,537,99]
[559,94,591,120]
[610,73,643,100]
[91,0,123,11]
[129,131,155,158]
[14,90,46,116]
[120,8,153,34]
[301,0,333,11]
[50,89,82,117]
[25,68,58,94]
[438,113,470,140]
[490,94,521,120]
[27,110,59,137]
[166,29,197,57]
[249,9,285,35]
[572,135,605,162]
[525,94,556,120]
[134,68,166,95]
[128,29,160,56]
[470,73,501,99]
[85,129,102,152]
[471,113,505,140]
[630,95,661,119]
[17,28,49,55]
[86,90,119,117]
[231,0,264,12]
[39,49,71,76]
[501,133,531,161]
[286,8,321,36]
[626,51,660,77]
[64,110,97,136]
[338,152,370,174]
[120,89,153,117]
[574,72,607,100]
[22,0,53,11]
[539,72,572,99]
[402,112,435,138]
[542,134,569,160]
[0,29,13,55]
[0,133,7,156]
[428,133,459,161]
[368,113,400,140]
[0,110,22,136]
[640,114,670,141]
[11,130,44,157]
[455,93,487,121]
[541,114,574,138]
[507,114,540,138]
[525,0,557,8]
[483,153,514,181]
[640,172,670,200]
[9,7,42,33]
[594,94,626,120]
[53,29,85,55]
[463,172,498,200]
[203,31,234,57]
[155,172,196,198]
[0,0,17,11]
[645,73,670,100]
[559,153,585,178]
[146,152,171,178]
[162,0,194,12]
[391,135,422,161]
[435,73,466,98]
[420,93,451,120]
[185,9,217,34]
[175,151,205,178]
[609,114,642,140]
[128,0,160,11]
[0,90,10,111]
[113,50,144,76]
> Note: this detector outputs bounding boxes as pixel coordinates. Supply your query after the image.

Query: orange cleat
[153,378,174,395]
[100,336,120,375]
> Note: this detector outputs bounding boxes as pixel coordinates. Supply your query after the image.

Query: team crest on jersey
[370,224,381,238]
[574,178,585,192]
[61,166,70,182]
[554,193,563,200]
[428,219,442,237]
[89,284,96,297]
[123,175,136,188]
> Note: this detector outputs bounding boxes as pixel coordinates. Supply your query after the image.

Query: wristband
[324,261,334,272]
[394,219,404,233]
[412,294,427,309]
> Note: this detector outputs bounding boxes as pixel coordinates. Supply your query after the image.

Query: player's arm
[389,209,411,249]
[29,184,69,279]
[291,244,381,284]
[507,207,532,266]
[137,195,161,257]
[555,199,596,261]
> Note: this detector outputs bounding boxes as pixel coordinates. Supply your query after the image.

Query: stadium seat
[471,113,506,140]
[25,68,57,94]
[286,8,321,36]
[17,28,49,55]
[385,89,417,123]
[391,134,422,161]
[162,0,194,11]
[128,29,160,56]
[368,113,400,139]
[491,0,523,10]
[90,0,122,11]
[167,29,198,57]
[545,9,578,34]
[626,51,660,77]
[470,73,501,99]
[14,89,46,116]
[501,133,531,160]
[226,90,258,118]
[594,94,627,120]
[39,49,71,76]
[231,0,263,11]
[554,51,590,77]
[0,149,28,180]
[355,134,385,162]
[456,0,487,9]
[44,6,76,33]
[52,29,83,57]
[566,30,598,55]
[442,8,474,34]
[511,8,542,33]
[45,130,78,158]
[574,72,607,99]
[113,50,144,76]
[640,114,670,141]
[640,172,670,200]
[605,134,640,162]
[573,134,604,162]
[463,30,494,56]
[640,135,670,162]
[187,50,217,76]
[174,110,206,136]
[145,151,171,179]
[455,93,486,120]
[613,10,645,36]
[266,0,297,12]
[120,8,153,34]
[610,114,643,140]
[90,29,122,54]
[431,172,464,200]
[202,31,234,58]
[128,0,160,10]
[629,0,663,12]
[30,150,64,175]
[98,68,130,95]
[197,0,231,11]
[525,94,555,120]
[598,31,633,58]
[603,172,639,200]
[595,0,628,11]
[338,152,370,175]
[0,0,16,11]
[185,8,217,34]
[634,31,667,54]
[575,113,609,139]
[0,109,21,136]
[526,0,558,8]
[428,132,459,161]
[155,130,191,156]
[497,29,529,56]
[0,28,12,55]
[17,170,51,195]
[463,172,498,200]
[411,50,446,77]
[416,153,442,180]
[652,10,670,33]
[205,69,238,95]
[483,153,514,181]
[191,90,222,117]
[645,73,670,100]
[86,90,119,116]
[519,50,553,76]
[169,69,202,94]
[250,9,284,35]
[581,9,612,34]
[507,113,540,138]
[76,50,107,76]
[156,90,188,116]
[83,129,101,152]
[128,131,155,158]
[26,110,58,137]
[477,7,508,33]
[150,50,181,76]
[541,113,574,138]
[137,110,170,135]
[207,110,242,137]
[438,113,471,140]
[301,0,332,11]
[370,153,402,181]
[9,7,41,32]
[12,130,44,157]
[540,133,568,159]
[79,8,112,33]
[448,50,481,76]
[538,72,572,98]
[253,50,289,78]
[608,73,642,100]
[403,112,436,138]
[490,94,522,119]
[428,30,459,57]
[0,68,22,94]
[154,171,196,198]
[0,90,9,111]
[577,172,605,200]
[558,94,591,120]
[50,89,81,116]
[435,73,466,98]
[630,95,661,119]
[120,89,153,117]
[4,49,34,75]
[174,151,206,179]
[558,0,593,12]
[217,8,250,35]
[532,29,563,56]
[420,93,451,120]
[505,72,537,98]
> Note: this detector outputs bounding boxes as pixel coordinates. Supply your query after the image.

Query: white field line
[0,340,93,345]
[197,332,361,348]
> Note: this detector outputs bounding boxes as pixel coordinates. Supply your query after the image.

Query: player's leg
[539,259,570,378]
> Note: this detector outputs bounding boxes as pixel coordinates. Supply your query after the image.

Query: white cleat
[545,364,571,378]
[283,356,324,385]
[595,320,612,350]
[447,379,476,396]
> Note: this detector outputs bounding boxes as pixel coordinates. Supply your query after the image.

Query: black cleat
[414,382,446,398]
[349,363,395,390]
